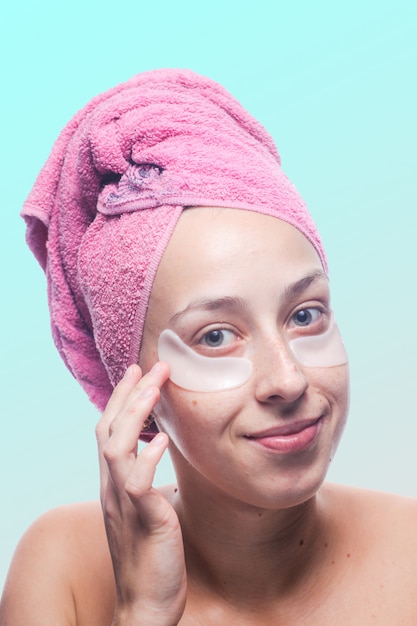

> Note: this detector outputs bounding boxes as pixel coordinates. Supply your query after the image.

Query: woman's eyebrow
[170,296,249,323]
[170,270,327,323]
[283,269,328,301]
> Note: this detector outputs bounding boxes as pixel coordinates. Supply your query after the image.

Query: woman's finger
[125,433,169,499]
[96,365,143,502]
[98,362,170,493]
[96,364,143,451]
[102,384,160,489]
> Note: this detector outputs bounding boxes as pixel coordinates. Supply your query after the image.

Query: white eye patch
[157,317,348,393]
[290,317,348,368]
[158,329,253,392]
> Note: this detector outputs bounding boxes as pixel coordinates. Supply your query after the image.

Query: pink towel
[22,68,326,415]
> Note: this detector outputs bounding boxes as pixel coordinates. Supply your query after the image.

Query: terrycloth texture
[22,68,327,425]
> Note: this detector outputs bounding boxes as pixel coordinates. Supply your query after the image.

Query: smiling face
[140,207,349,510]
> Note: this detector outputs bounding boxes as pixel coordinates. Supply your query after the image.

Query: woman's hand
[96,363,187,626]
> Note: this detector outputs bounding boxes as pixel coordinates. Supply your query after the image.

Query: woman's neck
[171,478,333,609]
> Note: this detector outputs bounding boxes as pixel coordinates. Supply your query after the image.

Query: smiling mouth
[245,417,323,453]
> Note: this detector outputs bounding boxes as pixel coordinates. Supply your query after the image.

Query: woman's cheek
[316,363,350,442]
[154,381,251,442]
[154,384,209,440]
[329,363,350,413]
[309,362,349,401]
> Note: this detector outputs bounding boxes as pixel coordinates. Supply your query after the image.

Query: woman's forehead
[149,207,325,317]
[160,207,321,273]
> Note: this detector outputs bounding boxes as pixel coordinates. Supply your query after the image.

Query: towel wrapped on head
[22,68,326,431]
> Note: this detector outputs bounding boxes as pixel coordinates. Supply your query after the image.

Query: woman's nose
[253,335,308,404]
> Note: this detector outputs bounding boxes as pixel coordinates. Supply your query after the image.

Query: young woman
[1,69,416,625]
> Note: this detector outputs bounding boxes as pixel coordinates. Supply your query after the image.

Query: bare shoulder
[309,484,417,623]
[325,482,417,534]
[0,501,115,626]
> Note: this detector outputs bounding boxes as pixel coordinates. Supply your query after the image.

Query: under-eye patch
[289,316,348,368]
[158,316,348,393]
[158,329,253,392]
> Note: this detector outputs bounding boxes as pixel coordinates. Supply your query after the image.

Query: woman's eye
[199,329,235,348]
[292,308,321,327]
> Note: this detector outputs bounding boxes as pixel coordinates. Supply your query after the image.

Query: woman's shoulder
[16,500,110,563]
[324,482,417,562]
[317,484,417,622]
[1,501,115,626]
[325,482,417,516]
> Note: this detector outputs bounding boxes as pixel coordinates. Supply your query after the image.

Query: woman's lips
[245,417,322,453]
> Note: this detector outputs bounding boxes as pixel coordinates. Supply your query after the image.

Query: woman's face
[140,207,349,510]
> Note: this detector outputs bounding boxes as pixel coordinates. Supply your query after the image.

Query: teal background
[1,0,416,590]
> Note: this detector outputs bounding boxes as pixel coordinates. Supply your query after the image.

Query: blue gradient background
[1,1,416,590]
